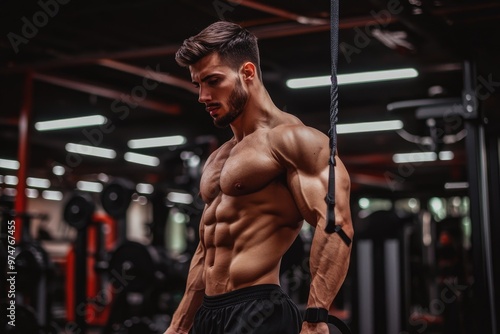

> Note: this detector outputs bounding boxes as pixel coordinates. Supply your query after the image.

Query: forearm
[168,286,205,333]
[307,221,352,309]
[166,243,206,333]
[300,223,352,333]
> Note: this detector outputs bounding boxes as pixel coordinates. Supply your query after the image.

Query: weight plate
[101,179,135,217]
[14,243,49,293]
[63,192,95,229]
[108,241,156,292]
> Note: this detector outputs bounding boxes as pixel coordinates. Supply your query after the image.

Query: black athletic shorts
[190,284,302,334]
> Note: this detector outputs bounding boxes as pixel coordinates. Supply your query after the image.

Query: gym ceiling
[1,0,499,198]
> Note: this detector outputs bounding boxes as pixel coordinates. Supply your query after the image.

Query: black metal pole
[463,61,497,334]
[486,127,500,325]
[74,228,88,333]
[486,124,500,326]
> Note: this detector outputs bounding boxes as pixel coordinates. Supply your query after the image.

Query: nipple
[235,182,243,190]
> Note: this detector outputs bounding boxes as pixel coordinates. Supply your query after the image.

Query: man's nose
[198,87,211,103]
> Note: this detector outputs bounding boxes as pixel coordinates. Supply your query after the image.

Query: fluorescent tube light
[286,68,419,89]
[77,181,103,193]
[26,188,39,198]
[97,173,109,183]
[4,175,18,185]
[27,177,51,188]
[35,115,107,131]
[52,165,66,176]
[42,190,63,201]
[438,151,454,161]
[128,135,187,149]
[66,143,116,159]
[444,182,469,190]
[4,188,17,196]
[136,183,154,194]
[124,152,160,167]
[167,191,193,205]
[393,151,454,164]
[337,120,403,134]
[0,158,20,170]
[393,152,437,163]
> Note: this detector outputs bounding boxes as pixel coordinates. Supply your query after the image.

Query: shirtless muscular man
[164,21,353,334]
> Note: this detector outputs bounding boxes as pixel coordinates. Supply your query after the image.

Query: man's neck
[230,86,281,142]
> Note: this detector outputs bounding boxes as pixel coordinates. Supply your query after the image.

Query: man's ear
[241,62,256,81]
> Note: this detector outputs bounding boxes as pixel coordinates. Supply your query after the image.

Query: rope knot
[325,194,335,206]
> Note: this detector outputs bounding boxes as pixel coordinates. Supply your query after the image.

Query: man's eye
[208,79,219,86]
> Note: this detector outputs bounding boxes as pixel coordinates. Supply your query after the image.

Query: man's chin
[213,119,230,128]
[213,112,237,128]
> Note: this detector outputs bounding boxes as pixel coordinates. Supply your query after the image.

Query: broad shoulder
[268,124,330,170]
[269,124,329,153]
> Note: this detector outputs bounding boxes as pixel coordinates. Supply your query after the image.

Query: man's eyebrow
[192,73,220,85]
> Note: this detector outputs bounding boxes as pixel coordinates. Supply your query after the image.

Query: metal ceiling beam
[234,0,329,25]
[0,44,180,73]
[432,2,500,16]
[2,1,492,74]
[0,117,19,126]
[369,0,469,59]
[246,14,396,40]
[33,72,181,115]
[96,59,197,94]
[0,14,392,74]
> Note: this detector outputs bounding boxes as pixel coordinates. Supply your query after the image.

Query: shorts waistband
[202,284,284,309]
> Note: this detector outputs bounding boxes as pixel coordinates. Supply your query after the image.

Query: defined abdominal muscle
[204,243,281,295]
[203,214,301,295]
[200,181,303,294]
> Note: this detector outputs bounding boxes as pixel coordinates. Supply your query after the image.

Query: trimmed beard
[214,78,248,128]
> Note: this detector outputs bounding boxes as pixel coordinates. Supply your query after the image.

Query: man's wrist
[303,307,329,323]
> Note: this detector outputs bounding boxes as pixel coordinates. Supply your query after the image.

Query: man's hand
[300,321,330,333]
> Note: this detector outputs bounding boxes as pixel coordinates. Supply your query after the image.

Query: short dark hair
[175,21,262,78]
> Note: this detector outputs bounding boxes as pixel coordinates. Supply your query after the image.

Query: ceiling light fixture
[3,188,17,196]
[4,175,18,186]
[65,143,116,159]
[0,158,20,170]
[42,190,63,201]
[35,115,107,131]
[128,135,187,149]
[26,188,39,198]
[52,165,66,176]
[393,151,454,163]
[27,177,51,188]
[444,182,469,190]
[167,191,193,205]
[77,181,103,193]
[124,152,160,167]
[136,183,154,194]
[286,68,419,89]
[337,120,403,134]
[438,151,454,161]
